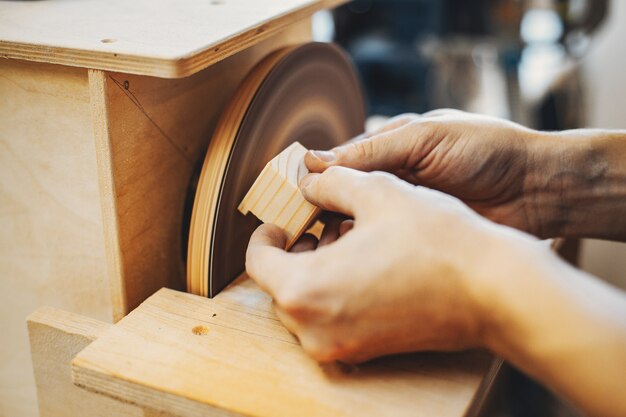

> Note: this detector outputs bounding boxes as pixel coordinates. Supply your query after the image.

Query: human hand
[245,166,544,363]
[305,110,564,238]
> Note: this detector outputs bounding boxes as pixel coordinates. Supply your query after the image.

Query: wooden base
[71,276,501,417]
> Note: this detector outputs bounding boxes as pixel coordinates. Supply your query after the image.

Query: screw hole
[192,325,210,335]
[101,38,117,44]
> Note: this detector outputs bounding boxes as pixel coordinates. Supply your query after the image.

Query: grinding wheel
[188,43,366,297]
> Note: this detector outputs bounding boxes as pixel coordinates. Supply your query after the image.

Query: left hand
[245,166,544,363]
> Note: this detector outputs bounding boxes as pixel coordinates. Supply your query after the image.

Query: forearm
[480,243,626,417]
[526,129,626,240]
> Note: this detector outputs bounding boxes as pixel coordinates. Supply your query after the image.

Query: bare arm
[476,235,626,417]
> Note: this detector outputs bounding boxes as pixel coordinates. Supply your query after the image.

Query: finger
[304,122,422,173]
[273,303,301,337]
[339,219,354,236]
[318,217,342,247]
[246,224,299,295]
[289,233,318,253]
[299,167,392,217]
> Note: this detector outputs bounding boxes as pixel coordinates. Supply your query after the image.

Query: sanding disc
[188,42,366,297]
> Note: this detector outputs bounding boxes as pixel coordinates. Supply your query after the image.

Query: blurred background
[312,1,625,415]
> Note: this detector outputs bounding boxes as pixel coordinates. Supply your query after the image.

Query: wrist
[522,129,626,238]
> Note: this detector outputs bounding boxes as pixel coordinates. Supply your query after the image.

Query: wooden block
[27,307,150,417]
[72,277,501,417]
[239,142,320,248]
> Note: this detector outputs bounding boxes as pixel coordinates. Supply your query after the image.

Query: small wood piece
[71,279,501,417]
[238,142,319,249]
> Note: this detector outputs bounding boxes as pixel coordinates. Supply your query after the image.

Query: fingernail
[310,150,336,163]
[299,173,317,190]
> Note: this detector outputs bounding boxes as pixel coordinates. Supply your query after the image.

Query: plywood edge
[88,69,126,322]
[0,0,342,78]
[72,356,241,417]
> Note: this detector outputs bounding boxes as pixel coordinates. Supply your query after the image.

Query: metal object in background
[332,0,607,131]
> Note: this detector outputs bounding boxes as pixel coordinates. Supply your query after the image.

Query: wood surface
[239,142,320,248]
[72,278,500,417]
[0,59,113,417]
[95,21,312,317]
[27,307,150,417]
[0,0,344,78]
[187,42,365,298]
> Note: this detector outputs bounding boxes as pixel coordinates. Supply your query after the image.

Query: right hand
[305,109,560,238]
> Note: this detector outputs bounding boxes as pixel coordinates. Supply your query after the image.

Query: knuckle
[350,139,375,160]
[275,285,309,315]
[275,281,322,320]
[303,340,342,363]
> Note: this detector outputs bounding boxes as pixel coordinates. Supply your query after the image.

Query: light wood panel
[27,307,148,417]
[239,142,320,248]
[72,279,500,417]
[0,0,344,78]
[94,21,312,317]
[0,59,113,417]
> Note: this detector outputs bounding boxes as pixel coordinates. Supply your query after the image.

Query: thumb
[304,128,417,174]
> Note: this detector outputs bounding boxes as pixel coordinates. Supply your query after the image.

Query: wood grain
[0,0,345,78]
[0,59,113,417]
[72,279,500,417]
[239,142,319,248]
[27,307,148,417]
